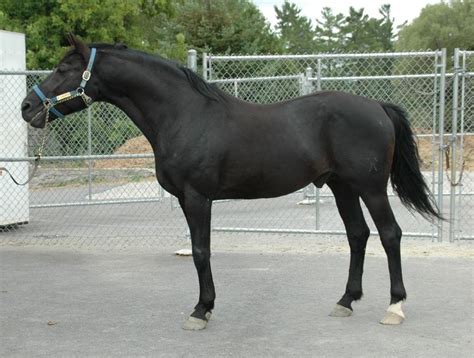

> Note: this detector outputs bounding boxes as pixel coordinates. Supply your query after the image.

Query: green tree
[314,7,345,53]
[396,0,474,53]
[274,1,315,53]
[329,5,395,52]
[377,4,396,51]
[175,0,281,54]
[0,0,177,68]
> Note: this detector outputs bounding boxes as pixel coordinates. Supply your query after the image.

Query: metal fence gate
[203,49,472,242]
[450,50,474,241]
[0,49,472,244]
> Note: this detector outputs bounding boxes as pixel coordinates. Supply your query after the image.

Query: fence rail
[1,49,472,243]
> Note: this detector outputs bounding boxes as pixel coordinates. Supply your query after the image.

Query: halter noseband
[32,47,97,119]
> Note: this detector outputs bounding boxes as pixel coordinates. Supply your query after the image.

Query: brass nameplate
[56,92,72,101]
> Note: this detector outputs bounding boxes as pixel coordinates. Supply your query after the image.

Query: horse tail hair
[380,102,443,221]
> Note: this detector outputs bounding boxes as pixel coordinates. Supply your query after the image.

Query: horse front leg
[179,188,215,330]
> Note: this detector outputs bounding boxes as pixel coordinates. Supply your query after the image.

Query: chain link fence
[1,71,187,245]
[1,49,472,245]
[450,50,474,240]
[205,50,473,242]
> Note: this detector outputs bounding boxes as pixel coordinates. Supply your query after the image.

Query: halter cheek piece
[32,47,97,119]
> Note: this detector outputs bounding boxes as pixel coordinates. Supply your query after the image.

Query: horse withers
[21,35,442,330]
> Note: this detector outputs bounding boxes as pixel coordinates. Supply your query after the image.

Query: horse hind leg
[327,179,370,318]
[361,190,406,325]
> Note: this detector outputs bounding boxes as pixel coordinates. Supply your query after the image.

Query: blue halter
[33,48,97,119]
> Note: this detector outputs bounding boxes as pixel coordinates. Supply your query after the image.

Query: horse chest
[154,159,184,197]
[155,154,218,198]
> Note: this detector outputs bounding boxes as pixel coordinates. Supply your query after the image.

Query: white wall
[0,30,29,225]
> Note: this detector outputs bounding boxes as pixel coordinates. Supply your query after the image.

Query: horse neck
[95,51,196,148]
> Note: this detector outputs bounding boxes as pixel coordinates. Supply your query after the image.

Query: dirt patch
[30,168,155,189]
[94,136,154,169]
[417,134,474,171]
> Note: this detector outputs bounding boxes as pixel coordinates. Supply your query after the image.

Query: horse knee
[380,224,402,250]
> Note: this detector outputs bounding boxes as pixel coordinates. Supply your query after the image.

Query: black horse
[21,35,441,330]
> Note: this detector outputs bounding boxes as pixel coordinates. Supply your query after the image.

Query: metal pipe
[431,52,440,242]
[233,81,238,97]
[305,67,313,94]
[208,51,441,61]
[449,49,460,242]
[31,197,164,209]
[309,73,452,81]
[187,49,197,72]
[202,52,208,80]
[437,48,447,242]
[457,236,474,240]
[0,70,52,75]
[456,51,468,242]
[87,106,93,201]
[211,227,434,238]
[0,153,155,162]
[209,74,301,84]
[313,61,323,230]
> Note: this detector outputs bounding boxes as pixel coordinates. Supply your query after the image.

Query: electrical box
[0,30,29,226]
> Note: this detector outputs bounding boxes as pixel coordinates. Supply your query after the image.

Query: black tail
[380,102,443,221]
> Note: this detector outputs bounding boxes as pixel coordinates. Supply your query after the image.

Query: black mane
[89,43,227,102]
[180,67,226,102]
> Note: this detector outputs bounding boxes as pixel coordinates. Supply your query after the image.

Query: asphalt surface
[1,246,472,357]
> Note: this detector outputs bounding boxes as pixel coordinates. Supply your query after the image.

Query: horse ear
[67,33,90,60]
[66,33,75,47]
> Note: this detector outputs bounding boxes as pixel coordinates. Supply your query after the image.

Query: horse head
[21,34,99,128]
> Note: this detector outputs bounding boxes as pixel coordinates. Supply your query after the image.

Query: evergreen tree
[175,0,281,54]
[314,7,345,53]
[274,1,315,53]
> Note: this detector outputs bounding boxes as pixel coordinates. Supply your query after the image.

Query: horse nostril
[21,101,32,112]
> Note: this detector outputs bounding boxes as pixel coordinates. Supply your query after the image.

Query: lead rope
[2,47,97,186]
[0,81,93,186]
[0,111,50,186]
[444,142,469,187]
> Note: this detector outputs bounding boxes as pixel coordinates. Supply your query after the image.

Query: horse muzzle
[21,103,48,129]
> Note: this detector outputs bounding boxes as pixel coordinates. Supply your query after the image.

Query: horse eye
[57,64,69,73]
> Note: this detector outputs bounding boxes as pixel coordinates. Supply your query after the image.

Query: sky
[253,0,442,28]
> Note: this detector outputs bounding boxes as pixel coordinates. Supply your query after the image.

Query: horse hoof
[182,312,212,331]
[380,311,404,325]
[380,301,405,325]
[329,304,352,317]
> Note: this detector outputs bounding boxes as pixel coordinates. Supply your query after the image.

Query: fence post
[305,67,313,94]
[187,49,197,72]
[303,67,321,230]
[449,49,460,242]
[300,71,310,202]
[456,51,468,241]
[430,52,440,242]
[202,52,208,80]
[233,81,238,97]
[317,58,322,91]
[87,107,93,201]
[437,48,447,242]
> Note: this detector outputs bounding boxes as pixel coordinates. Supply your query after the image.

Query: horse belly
[217,152,321,199]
